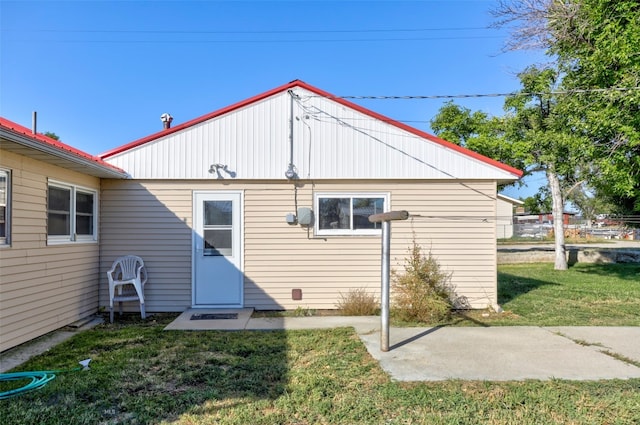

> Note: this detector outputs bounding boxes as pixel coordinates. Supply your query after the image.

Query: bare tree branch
[491,0,584,52]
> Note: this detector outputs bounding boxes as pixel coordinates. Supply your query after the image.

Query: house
[0,117,128,352]
[0,80,522,352]
[98,80,522,314]
[496,194,524,239]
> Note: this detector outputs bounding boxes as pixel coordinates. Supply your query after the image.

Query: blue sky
[1,0,546,198]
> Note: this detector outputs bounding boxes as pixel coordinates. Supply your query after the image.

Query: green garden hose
[0,359,91,399]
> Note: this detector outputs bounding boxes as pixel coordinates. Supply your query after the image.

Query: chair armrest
[106,267,116,282]
[138,265,148,286]
[136,264,147,281]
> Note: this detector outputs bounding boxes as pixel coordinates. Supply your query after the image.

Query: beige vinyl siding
[99,179,497,313]
[246,181,497,309]
[0,149,101,352]
[100,180,194,311]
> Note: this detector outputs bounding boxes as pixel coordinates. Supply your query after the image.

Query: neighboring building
[99,80,522,314]
[496,194,524,239]
[514,211,578,238]
[537,212,576,226]
[0,118,128,352]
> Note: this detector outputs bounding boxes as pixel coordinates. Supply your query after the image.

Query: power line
[312,86,640,101]
[2,26,490,35]
[5,35,503,44]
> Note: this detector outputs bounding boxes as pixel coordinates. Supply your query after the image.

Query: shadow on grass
[2,314,291,424]
[497,272,560,305]
[572,263,640,282]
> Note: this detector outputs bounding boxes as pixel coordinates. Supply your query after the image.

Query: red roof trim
[0,116,127,174]
[100,80,523,178]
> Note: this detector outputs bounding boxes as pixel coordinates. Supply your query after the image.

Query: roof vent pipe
[32,111,37,134]
[160,113,173,129]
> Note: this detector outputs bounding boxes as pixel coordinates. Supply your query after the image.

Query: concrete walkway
[357,325,640,381]
[163,310,640,382]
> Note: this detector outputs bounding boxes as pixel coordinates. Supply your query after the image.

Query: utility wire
[2,26,490,34]
[312,86,640,101]
[6,35,503,44]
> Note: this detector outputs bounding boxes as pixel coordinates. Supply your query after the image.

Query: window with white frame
[0,169,10,245]
[47,181,97,243]
[314,192,389,235]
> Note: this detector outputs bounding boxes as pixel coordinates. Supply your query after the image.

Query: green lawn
[457,262,640,326]
[2,262,640,424]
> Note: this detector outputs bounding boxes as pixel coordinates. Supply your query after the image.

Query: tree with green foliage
[567,184,614,227]
[522,189,552,214]
[552,1,640,215]
[432,65,587,270]
[43,131,60,141]
[433,0,640,268]
[493,0,640,214]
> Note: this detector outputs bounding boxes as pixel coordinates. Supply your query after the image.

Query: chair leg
[110,307,114,324]
[140,303,146,320]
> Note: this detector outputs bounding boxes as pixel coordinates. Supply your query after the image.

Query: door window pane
[204,229,232,256]
[204,201,232,225]
[203,200,233,256]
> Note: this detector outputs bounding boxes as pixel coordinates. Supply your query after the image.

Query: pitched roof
[497,194,525,205]
[0,116,128,179]
[99,80,523,178]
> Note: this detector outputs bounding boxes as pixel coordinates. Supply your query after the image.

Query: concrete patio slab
[163,308,254,331]
[357,326,640,381]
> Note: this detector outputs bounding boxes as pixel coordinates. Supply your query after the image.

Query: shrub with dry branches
[391,240,460,323]
[336,288,379,316]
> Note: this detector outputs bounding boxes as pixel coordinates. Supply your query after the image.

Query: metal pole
[380,220,391,352]
[369,210,408,353]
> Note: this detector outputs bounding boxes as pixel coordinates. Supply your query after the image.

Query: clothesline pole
[369,210,409,352]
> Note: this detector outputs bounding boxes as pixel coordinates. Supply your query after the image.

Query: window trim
[47,180,98,245]
[0,168,10,246]
[314,192,390,236]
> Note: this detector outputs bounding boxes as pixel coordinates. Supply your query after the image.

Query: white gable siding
[105,88,518,182]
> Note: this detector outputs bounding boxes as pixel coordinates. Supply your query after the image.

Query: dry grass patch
[336,288,379,316]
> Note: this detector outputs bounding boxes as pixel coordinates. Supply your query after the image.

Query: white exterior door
[193,191,243,307]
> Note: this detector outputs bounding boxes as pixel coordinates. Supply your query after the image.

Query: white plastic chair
[107,255,148,323]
